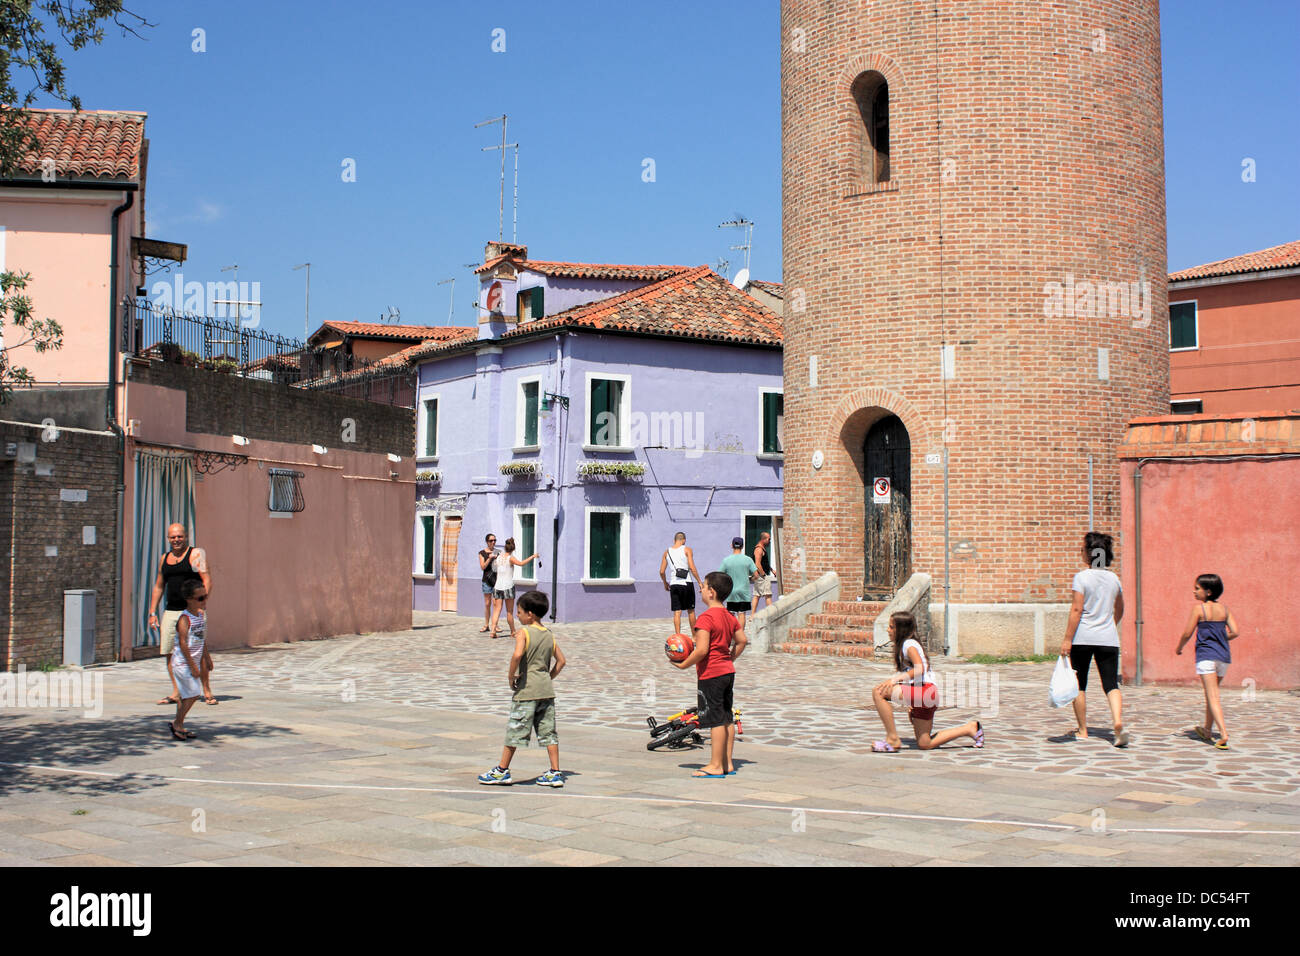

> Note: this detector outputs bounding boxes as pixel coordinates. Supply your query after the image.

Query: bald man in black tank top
[148,524,214,704]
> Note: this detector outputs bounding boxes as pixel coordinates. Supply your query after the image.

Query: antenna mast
[476,115,519,242]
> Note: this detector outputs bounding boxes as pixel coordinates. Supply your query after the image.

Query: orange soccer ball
[665,633,694,663]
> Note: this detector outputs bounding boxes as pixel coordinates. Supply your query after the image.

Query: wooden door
[863,415,911,598]
[439,516,462,612]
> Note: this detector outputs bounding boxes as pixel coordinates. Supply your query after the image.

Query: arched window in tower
[851,71,890,183]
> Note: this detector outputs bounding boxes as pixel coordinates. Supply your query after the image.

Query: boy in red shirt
[672,570,748,777]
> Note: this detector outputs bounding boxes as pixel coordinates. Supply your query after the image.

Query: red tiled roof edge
[7,107,146,180]
[1169,239,1300,282]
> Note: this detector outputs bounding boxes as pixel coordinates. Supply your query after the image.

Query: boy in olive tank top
[479,590,567,787]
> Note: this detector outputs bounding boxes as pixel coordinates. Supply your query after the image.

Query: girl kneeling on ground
[871,611,983,753]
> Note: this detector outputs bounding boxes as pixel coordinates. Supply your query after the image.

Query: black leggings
[1070,645,1120,694]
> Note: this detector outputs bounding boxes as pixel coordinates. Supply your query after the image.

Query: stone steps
[770,642,876,659]
[787,627,875,644]
[771,599,887,659]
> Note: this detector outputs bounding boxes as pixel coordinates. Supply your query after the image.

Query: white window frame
[582,505,632,585]
[515,375,542,452]
[418,392,441,460]
[740,509,781,572]
[414,511,439,579]
[513,507,539,583]
[758,387,785,460]
[583,371,633,453]
[1169,299,1199,352]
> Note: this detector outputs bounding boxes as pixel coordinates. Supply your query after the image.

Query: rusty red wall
[1119,415,1300,689]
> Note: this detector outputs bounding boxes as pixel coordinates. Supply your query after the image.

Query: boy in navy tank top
[1175,573,1241,750]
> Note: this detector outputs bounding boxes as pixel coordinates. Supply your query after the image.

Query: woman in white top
[489,537,540,638]
[1059,532,1128,746]
[871,612,983,752]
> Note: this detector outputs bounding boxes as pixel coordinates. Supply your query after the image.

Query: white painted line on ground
[3,760,1077,830]
[13,761,1299,836]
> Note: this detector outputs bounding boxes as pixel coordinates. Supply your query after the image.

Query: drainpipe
[550,334,564,620]
[1132,461,1146,687]
[108,188,136,661]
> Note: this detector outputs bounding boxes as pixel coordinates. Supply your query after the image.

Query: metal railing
[120,299,415,407]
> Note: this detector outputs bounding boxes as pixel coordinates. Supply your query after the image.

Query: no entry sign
[872,477,891,504]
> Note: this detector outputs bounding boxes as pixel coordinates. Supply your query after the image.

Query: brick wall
[1,425,120,669]
[780,0,1168,603]
[129,360,414,457]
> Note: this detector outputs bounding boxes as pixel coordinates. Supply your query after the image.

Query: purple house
[409,242,785,623]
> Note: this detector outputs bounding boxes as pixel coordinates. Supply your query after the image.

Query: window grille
[269,468,306,514]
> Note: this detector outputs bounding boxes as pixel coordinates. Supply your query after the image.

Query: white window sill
[756,452,785,461]
[513,445,541,454]
[1169,347,1199,353]
[270,512,295,519]
[516,577,537,586]
[417,455,440,464]
[582,445,635,454]
[412,573,437,580]
[581,577,636,586]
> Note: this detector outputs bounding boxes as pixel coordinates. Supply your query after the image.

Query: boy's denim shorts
[506,698,557,747]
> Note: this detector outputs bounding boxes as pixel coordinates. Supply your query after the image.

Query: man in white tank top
[659,531,704,635]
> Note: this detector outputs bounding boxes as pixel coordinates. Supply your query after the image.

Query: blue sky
[40,0,1300,342]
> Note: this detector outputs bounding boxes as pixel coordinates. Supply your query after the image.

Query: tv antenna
[715,257,731,279]
[718,217,754,275]
[380,306,400,324]
[476,115,520,242]
[436,278,455,324]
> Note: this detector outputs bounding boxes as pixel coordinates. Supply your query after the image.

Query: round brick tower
[779,0,1168,652]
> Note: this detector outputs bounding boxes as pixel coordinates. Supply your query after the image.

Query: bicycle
[645,705,743,751]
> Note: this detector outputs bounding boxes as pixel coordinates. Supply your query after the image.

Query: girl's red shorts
[898,683,938,721]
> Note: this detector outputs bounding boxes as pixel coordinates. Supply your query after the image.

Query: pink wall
[1119,421,1300,689]
[0,187,141,387]
[1170,274,1300,415]
[121,381,414,657]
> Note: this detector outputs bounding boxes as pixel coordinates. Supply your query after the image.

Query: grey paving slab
[2,611,1298,867]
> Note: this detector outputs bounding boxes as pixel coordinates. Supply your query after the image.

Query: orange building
[1168,239,1300,416]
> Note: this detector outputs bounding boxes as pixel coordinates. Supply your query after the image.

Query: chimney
[485,241,527,263]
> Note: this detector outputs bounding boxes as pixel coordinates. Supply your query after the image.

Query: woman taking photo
[1060,531,1129,747]
[488,537,540,638]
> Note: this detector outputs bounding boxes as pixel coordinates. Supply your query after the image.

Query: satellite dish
[732,267,750,289]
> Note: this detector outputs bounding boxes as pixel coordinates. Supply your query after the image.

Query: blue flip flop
[692,771,726,778]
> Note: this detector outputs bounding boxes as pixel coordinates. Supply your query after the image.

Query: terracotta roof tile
[405,266,781,365]
[8,108,145,180]
[475,257,690,282]
[1169,240,1300,282]
[312,321,475,342]
[746,279,784,296]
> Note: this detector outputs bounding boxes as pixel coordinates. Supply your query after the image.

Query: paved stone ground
[1,612,1298,866]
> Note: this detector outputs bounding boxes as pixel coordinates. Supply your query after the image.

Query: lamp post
[293,263,311,341]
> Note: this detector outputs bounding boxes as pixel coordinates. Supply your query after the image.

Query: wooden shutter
[422,516,436,574]
[763,392,783,453]
[589,512,621,578]
[523,382,539,445]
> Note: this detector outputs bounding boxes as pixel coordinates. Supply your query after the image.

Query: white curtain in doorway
[133,450,196,647]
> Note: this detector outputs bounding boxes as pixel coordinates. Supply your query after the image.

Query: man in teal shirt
[718,537,759,627]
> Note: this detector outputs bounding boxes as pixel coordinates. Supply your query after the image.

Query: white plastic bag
[1049,655,1080,708]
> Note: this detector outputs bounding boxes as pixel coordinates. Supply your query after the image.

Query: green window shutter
[425,399,438,456]
[1169,302,1197,350]
[590,379,609,444]
[532,286,545,320]
[422,516,435,575]
[519,514,536,571]
[523,382,539,446]
[589,512,621,578]
[763,392,783,453]
[590,379,624,446]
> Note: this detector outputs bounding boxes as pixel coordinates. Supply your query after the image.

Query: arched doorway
[863,414,911,598]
